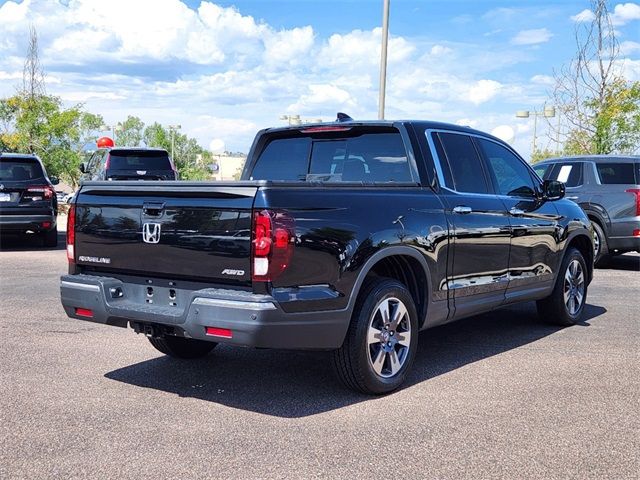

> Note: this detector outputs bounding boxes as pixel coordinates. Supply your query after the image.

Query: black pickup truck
[60,119,594,394]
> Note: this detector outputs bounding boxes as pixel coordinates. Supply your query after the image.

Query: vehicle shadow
[105,302,606,418]
[0,231,66,251]
[598,253,639,272]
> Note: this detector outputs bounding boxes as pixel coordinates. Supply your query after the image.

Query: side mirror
[542,180,565,201]
[79,162,87,173]
[50,176,59,185]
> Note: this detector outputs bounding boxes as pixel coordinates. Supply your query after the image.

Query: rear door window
[0,158,45,181]
[250,129,413,183]
[596,162,636,184]
[548,162,583,187]
[436,132,489,194]
[533,163,553,180]
[108,151,172,170]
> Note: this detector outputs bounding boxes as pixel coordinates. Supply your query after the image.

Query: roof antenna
[336,112,354,123]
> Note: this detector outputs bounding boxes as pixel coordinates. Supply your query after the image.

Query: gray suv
[534,156,639,265]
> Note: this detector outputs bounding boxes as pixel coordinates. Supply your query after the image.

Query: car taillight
[251,209,294,282]
[67,205,76,264]
[25,185,54,200]
[625,189,640,216]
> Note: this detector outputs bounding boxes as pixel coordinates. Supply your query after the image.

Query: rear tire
[537,247,588,326]
[148,336,217,359]
[591,221,610,267]
[42,228,58,247]
[332,278,418,395]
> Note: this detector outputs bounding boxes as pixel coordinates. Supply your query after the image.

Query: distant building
[210,153,247,181]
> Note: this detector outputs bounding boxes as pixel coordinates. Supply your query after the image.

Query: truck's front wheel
[148,336,217,359]
[332,278,418,395]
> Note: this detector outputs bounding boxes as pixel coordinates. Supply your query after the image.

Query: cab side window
[549,162,583,187]
[477,138,536,198]
[436,132,489,194]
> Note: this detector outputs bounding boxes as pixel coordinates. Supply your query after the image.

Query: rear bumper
[0,213,56,232]
[60,274,350,350]
[608,235,640,253]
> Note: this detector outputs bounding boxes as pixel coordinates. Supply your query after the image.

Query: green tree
[553,0,640,155]
[530,148,557,164]
[116,115,145,147]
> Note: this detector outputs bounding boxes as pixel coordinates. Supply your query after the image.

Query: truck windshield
[250,130,413,183]
[108,151,172,170]
[0,158,45,181]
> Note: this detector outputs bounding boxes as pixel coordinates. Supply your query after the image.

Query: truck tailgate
[74,182,257,285]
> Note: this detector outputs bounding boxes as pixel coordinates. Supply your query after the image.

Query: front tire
[591,221,609,267]
[332,278,418,395]
[537,247,588,326]
[148,336,217,359]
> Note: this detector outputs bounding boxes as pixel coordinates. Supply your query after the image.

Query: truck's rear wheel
[537,247,588,326]
[147,336,217,359]
[332,278,418,395]
[591,221,610,267]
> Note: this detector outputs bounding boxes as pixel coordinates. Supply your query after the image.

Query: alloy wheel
[563,259,585,316]
[366,297,412,378]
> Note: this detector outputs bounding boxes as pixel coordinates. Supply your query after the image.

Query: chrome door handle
[567,196,579,200]
[509,207,525,216]
[453,206,472,214]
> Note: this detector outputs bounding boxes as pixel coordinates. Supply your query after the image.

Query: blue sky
[0,0,639,157]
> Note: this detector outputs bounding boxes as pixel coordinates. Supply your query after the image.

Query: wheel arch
[565,232,594,285]
[347,247,431,329]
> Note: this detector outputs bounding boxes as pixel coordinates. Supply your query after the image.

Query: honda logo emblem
[142,223,161,244]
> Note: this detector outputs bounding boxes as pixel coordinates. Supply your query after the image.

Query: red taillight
[205,327,233,338]
[300,126,352,133]
[251,210,294,282]
[67,205,76,264]
[75,308,93,318]
[26,185,54,199]
[632,229,640,237]
[625,189,640,216]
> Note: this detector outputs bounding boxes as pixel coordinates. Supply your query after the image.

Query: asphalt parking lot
[1,232,638,479]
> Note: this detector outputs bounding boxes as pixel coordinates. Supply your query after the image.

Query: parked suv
[0,152,59,247]
[534,156,639,265]
[80,147,178,182]
[61,119,594,394]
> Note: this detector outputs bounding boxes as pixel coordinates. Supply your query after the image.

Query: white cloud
[511,28,553,45]
[287,84,356,113]
[530,74,555,85]
[571,9,596,22]
[611,2,640,25]
[620,40,640,55]
[467,80,502,105]
[430,44,453,56]
[318,28,414,67]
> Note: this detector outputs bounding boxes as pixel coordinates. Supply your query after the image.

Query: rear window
[0,158,45,181]
[108,151,172,170]
[250,129,413,183]
[596,162,636,184]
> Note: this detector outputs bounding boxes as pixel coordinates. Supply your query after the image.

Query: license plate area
[110,280,186,309]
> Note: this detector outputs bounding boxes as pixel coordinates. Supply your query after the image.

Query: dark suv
[80,147,177,182]
[534,156,639,264]
[0,153,59,247]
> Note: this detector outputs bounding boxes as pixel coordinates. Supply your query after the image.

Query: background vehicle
[80,147,178,182]
[61,120,594,394]
[534,156,639,265]
[0,152,59,247]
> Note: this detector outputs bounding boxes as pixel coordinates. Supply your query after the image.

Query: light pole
[168,124,181,161]
[378,0,390,120]
[515,106,555,155]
